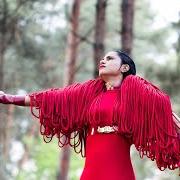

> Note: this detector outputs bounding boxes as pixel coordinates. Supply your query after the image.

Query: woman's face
[98,51,122,77]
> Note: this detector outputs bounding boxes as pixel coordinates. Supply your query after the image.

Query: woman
[0,50,180,179]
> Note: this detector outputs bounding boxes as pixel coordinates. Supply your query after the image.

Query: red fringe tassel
[29,78,104,157]
[29,75,180,173]
[114,75,180,172]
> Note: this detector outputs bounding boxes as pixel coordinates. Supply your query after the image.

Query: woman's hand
[0,91,8,104]
[0,91,6,104]
[0,92,27,106]
[172,112,180,134]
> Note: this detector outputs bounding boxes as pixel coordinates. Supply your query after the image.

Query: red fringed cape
[29,75,180,172]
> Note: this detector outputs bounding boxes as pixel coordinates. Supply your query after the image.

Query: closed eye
[106,56,113,60]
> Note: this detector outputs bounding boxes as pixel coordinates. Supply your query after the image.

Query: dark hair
[115,50,136,78]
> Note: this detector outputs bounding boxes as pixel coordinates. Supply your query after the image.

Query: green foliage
[16,136,59,180]
[16,135,84,180]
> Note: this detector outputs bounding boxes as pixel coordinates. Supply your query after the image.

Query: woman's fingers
[172,112,180,133]
[173,112,180,122]
[0,91,5,95]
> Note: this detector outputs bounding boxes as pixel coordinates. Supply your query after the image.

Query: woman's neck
[101,75,123,89]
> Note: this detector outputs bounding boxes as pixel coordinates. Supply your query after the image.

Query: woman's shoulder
[123,75,162,91]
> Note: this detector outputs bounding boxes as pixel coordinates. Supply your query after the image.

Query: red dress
[29,76,180,178]
[80,88,136,180]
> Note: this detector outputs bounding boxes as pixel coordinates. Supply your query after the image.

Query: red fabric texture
[80,134,135,180]
[29,79,104,156]
[80,89,136,179]
[29,75,180,175]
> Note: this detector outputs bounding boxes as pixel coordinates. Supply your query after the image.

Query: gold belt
[90,126,118,135]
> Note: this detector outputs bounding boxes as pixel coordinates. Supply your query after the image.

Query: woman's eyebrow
[106,55,113,58]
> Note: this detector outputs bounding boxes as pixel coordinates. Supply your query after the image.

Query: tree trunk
[176,33,180,74]
[0,106,7,180]
[171,14,180,69]
[63,0,81,86]
[3,105,14,160]
[57,146,71,180]
[121,0,135,55]
[57,1,81,180]
[0,42,5,90]
[0,27,7,180]
[93,0,107,78]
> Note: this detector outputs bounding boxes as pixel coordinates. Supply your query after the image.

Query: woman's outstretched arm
[0,91,30,106]
[0,79,103,157]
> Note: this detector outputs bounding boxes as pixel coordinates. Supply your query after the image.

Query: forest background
[0,0,180,179]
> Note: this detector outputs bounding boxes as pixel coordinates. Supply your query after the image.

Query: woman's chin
[99,72,109,79]
[99,71,105,77]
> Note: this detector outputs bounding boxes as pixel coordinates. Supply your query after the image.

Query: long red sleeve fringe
[29,78,104,157]
[113,75,180,172]
[29,75,180,173]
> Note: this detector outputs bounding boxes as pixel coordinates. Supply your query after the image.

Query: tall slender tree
[63,0,81,85]
[120,0,135,55]
[57,0,81,180]
[0,0,20,89]
[93,0,107,78]
[0,1,28,179]
[172,15,180,73]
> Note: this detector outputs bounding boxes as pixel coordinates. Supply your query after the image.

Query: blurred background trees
[0,0,179,179]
